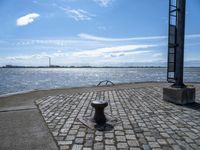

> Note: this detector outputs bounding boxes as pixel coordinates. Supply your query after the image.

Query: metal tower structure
[167,0,186,88]
[49,57,51,67]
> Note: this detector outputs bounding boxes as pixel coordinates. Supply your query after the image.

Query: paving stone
[172,145,182,150]
[127,140,140,147]
[130,148,142,150]
[60,146,70,150]
[95,131,103,136]
[95,136,103,142]
[86,134,94,139]
[68,129,78,135]
[94,142,104,150]
[105,133,114,138]
[143,144,151,150]
[72,144,83,150]
[58,140,73,145]
[125,130,134,134]
[148,142,160,148]
[126,134,136,140]
[105,145,117,150]
[116,136,126,142]
[83,147,92,150]
[117,143,128,149]
[115,131,125,135]
[66,135,75,141]
[77,131,86,137]
[75,138,84,144]
[84,140,93,147]
[105,139,115,145]
[146,136,156,142]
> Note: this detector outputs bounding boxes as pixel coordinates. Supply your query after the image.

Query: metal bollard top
[91,100,108,108]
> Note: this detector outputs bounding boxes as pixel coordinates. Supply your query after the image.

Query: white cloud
[186,34,200,39]
[16,13,40,26]
[78,33,166,42]
[78,33,200,42]
[62,8,94,21]
[108,50,150,58]
[94,0,113,7]
[5,52,69,61]
[73,44,154,57]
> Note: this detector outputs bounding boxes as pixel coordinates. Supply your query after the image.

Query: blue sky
[0,0,199,66]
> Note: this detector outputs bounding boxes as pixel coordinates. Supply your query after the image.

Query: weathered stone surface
[35,85,200,149]
[163,86,195,105]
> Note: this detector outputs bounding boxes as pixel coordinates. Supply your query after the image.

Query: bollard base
[163,86,195,105]
[78,114,119,131]
[91,100,108,125]
[78,100,120,131]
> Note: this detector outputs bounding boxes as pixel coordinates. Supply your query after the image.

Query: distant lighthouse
[49,57,51,67]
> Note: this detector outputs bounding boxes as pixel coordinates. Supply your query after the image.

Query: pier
[0,82,200,150]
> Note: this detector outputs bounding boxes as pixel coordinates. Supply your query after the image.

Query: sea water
[0,67,199,95]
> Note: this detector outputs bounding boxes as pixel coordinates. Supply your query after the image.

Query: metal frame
[167,0,186,88]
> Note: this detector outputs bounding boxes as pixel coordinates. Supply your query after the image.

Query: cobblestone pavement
[36,85,200,150]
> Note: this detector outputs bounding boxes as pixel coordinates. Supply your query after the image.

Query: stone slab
[163,86,195,105]
[0,109,58,150]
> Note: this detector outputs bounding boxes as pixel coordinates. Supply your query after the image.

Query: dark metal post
[49,57,51,67]
[164,0,195,105]
[91,100,108,125]
[174,0,186,87]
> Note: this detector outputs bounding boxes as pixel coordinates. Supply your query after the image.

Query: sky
[0,0,200,66]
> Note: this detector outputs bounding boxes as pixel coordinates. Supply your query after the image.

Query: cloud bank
[78,33,166,42]
[78,33,200,42]
[73,44,154,57]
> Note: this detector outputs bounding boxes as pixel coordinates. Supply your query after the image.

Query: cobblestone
[36,85,200,149]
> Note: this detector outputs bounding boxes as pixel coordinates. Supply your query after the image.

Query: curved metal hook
[97,80,115,86]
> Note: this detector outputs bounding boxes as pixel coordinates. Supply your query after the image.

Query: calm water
[0,68,199,95]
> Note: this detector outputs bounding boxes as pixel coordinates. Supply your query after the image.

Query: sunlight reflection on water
[0,68,199,95]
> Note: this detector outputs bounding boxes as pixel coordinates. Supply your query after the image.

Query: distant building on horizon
[49,57,51,67]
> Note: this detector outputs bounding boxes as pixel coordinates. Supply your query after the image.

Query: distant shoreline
[1,66,166,68]
[0,66,200,68]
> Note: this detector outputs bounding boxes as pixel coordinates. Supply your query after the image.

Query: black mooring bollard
[91,100,108,125]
